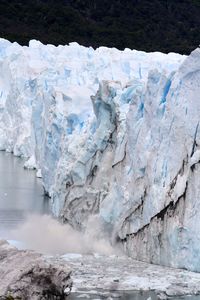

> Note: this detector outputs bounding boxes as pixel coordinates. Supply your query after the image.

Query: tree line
[0,0,200,54]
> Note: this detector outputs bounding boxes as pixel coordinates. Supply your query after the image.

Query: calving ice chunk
[2,38,200,272]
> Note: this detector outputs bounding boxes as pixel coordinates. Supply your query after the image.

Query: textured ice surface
[0,38,184,208]
[58,253,200,299]
[3,38,200,271]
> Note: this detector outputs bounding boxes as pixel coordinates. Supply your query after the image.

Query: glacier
[1,37,200,272]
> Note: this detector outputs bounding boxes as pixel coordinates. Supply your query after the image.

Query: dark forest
[1,0,200,54]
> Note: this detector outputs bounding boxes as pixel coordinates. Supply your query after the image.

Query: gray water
[0,151,49,238]
[68,290,157,299]
[68,291,200,300]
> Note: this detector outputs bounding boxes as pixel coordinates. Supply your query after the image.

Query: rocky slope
[0,240,72,299]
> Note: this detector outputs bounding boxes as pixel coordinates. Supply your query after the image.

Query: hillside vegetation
[0,0,200,53]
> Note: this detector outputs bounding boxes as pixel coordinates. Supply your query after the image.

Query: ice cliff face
[2,38,200,271]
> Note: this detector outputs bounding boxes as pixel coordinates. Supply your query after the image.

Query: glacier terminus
[1,37,200,273]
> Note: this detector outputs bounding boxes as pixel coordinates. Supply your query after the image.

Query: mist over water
[0,151,116,256]
[0,151,49,237]
[10,214,116,255]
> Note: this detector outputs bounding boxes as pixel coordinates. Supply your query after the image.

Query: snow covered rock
[0,240,72,299]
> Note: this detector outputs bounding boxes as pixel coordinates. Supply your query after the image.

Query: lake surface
[0,151,49,238]
[68,290,157,299]
[68,291,200,299]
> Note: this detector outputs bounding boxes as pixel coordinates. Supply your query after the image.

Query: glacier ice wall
[0,38,183,207]
[2,38,200,271]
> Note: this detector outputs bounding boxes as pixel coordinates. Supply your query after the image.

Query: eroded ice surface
[57,253,200,299]
[2,38,200,272]
[0,39,184,212]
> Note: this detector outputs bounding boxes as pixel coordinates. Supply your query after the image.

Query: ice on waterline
[2,38,200,272]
